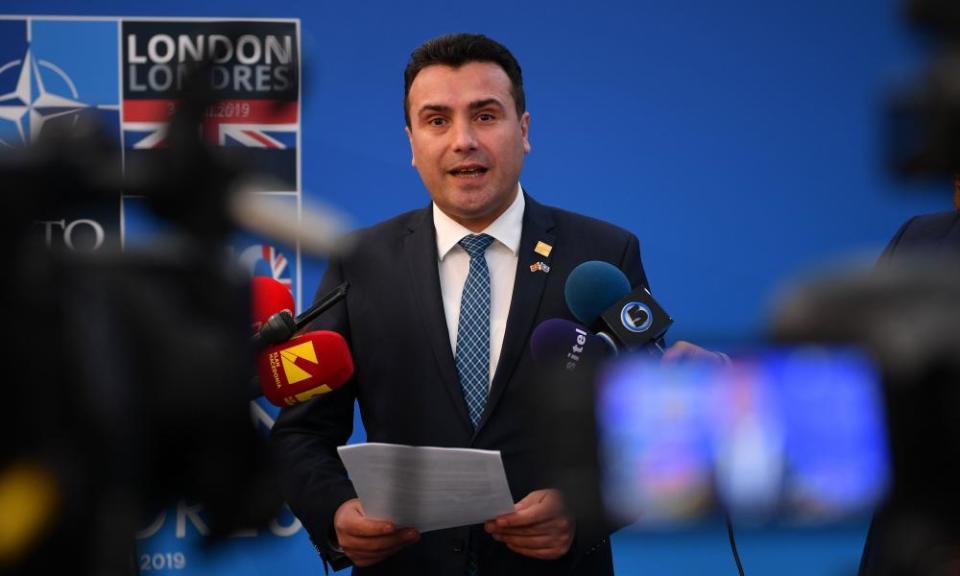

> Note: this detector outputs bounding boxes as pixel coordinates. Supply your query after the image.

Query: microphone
[255,330,354,406]
[229,183,355,258]
[251,276,295,334]
[528,318,613,529]
[252,281,349,348]
[530,318,616,371]
[563,260,672,353]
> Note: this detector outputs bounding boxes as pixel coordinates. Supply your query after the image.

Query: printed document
[337,443,516,532]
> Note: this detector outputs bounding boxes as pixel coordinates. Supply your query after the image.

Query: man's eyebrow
[416,98,505,117]
[417,104,452,116]
[469,98,505,110]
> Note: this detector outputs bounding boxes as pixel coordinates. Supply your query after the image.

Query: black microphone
[563,261,672,353]
[252,281,349,348]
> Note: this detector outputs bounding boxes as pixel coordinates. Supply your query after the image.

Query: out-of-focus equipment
[889,0,960,178]
[0,53,335,575]
[772,263,960,576]
[230,187,353,258]
[595,349,889,526]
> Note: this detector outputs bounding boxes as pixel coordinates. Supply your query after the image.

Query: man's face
[406,61,530,231]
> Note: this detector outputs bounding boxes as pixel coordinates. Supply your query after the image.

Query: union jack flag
[240,243,292,289]
[122,98,298,187]
[219,124,296,149]
[122,99,298,149]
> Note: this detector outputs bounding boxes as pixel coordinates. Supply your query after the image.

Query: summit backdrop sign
[0,16,301,253]
[124,23,296,95]
[122,20,300,189]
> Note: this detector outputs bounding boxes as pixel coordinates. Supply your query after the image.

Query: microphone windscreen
[257,331,353,407]
[564,261,631,325]
[530,318,613,369]
[251,276,295,333]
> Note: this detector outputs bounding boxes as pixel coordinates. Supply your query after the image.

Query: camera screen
[597,347,890,526]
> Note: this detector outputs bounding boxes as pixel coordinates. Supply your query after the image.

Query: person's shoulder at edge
[881,210,960,263]
[900,210,958,231]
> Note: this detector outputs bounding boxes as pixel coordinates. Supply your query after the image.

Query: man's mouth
[449,165,489,177]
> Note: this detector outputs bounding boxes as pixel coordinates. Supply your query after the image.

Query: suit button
[452,539,465,553]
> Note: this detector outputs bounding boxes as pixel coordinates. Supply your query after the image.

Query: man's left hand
[484,489,574,560]
[662,340,728,364]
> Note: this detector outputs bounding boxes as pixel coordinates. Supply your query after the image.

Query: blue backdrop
[4,0,949,574]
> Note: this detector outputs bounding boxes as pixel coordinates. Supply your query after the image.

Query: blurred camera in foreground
[597,349,889,527]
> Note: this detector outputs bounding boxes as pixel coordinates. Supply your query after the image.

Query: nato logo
[0,18,119,148]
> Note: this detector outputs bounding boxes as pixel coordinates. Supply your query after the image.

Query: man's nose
[451,120,478,153]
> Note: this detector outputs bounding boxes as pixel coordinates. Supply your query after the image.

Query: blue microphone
[563,260,672,353]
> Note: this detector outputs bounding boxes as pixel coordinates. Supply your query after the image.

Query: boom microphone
[255,330,354,407]
[564,260,672,353]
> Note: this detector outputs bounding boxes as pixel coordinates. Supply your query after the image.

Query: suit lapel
[403,208,474,433]
[477,194,556,432]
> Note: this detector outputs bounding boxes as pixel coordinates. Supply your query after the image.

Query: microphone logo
[278,341,319,384]
[266,340,331,395]
[620,302,653,333]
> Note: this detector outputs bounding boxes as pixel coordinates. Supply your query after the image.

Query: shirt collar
[434,183,525,261]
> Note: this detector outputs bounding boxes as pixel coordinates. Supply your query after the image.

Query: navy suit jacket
[271,193,647,575]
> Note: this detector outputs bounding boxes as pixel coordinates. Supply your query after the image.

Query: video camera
[0,59,288,576]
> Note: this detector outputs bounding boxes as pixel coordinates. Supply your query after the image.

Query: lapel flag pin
[530,261,551,274]
[534,241,553,257]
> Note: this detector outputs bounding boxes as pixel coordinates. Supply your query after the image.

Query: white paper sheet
[337,442,516,533]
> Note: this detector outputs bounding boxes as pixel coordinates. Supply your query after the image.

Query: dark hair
[403,33,525,127]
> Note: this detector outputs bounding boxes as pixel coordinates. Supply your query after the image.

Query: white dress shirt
[433,186,524,390]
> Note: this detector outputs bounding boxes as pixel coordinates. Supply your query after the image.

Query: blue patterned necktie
[456,234,494,576]
[455,233,495,430]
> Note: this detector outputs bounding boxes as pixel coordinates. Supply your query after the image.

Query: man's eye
[428,117,446,127]
[477,113,495,122]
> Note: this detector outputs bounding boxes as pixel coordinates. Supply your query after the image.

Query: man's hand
[333,498,420,567]
[483,489,575,560]
[662,340,728,364]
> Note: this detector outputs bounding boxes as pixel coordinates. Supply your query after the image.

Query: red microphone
[251,276,294,334]
[256,331,354,406]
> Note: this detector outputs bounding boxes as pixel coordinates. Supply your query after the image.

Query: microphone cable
[725,513,746,576]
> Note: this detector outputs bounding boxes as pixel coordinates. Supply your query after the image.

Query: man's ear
[520,112,531,154]
[406,125,416,167]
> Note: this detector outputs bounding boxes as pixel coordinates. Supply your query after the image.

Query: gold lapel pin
[534,241,553,258]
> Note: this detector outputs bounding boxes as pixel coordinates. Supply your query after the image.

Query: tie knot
[458,234,494,259]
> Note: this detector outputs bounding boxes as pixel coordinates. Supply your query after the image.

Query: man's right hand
[333,498,420,567]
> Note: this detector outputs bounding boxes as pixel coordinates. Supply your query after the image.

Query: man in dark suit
[858,182,960,576]
[272,33,714,575]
